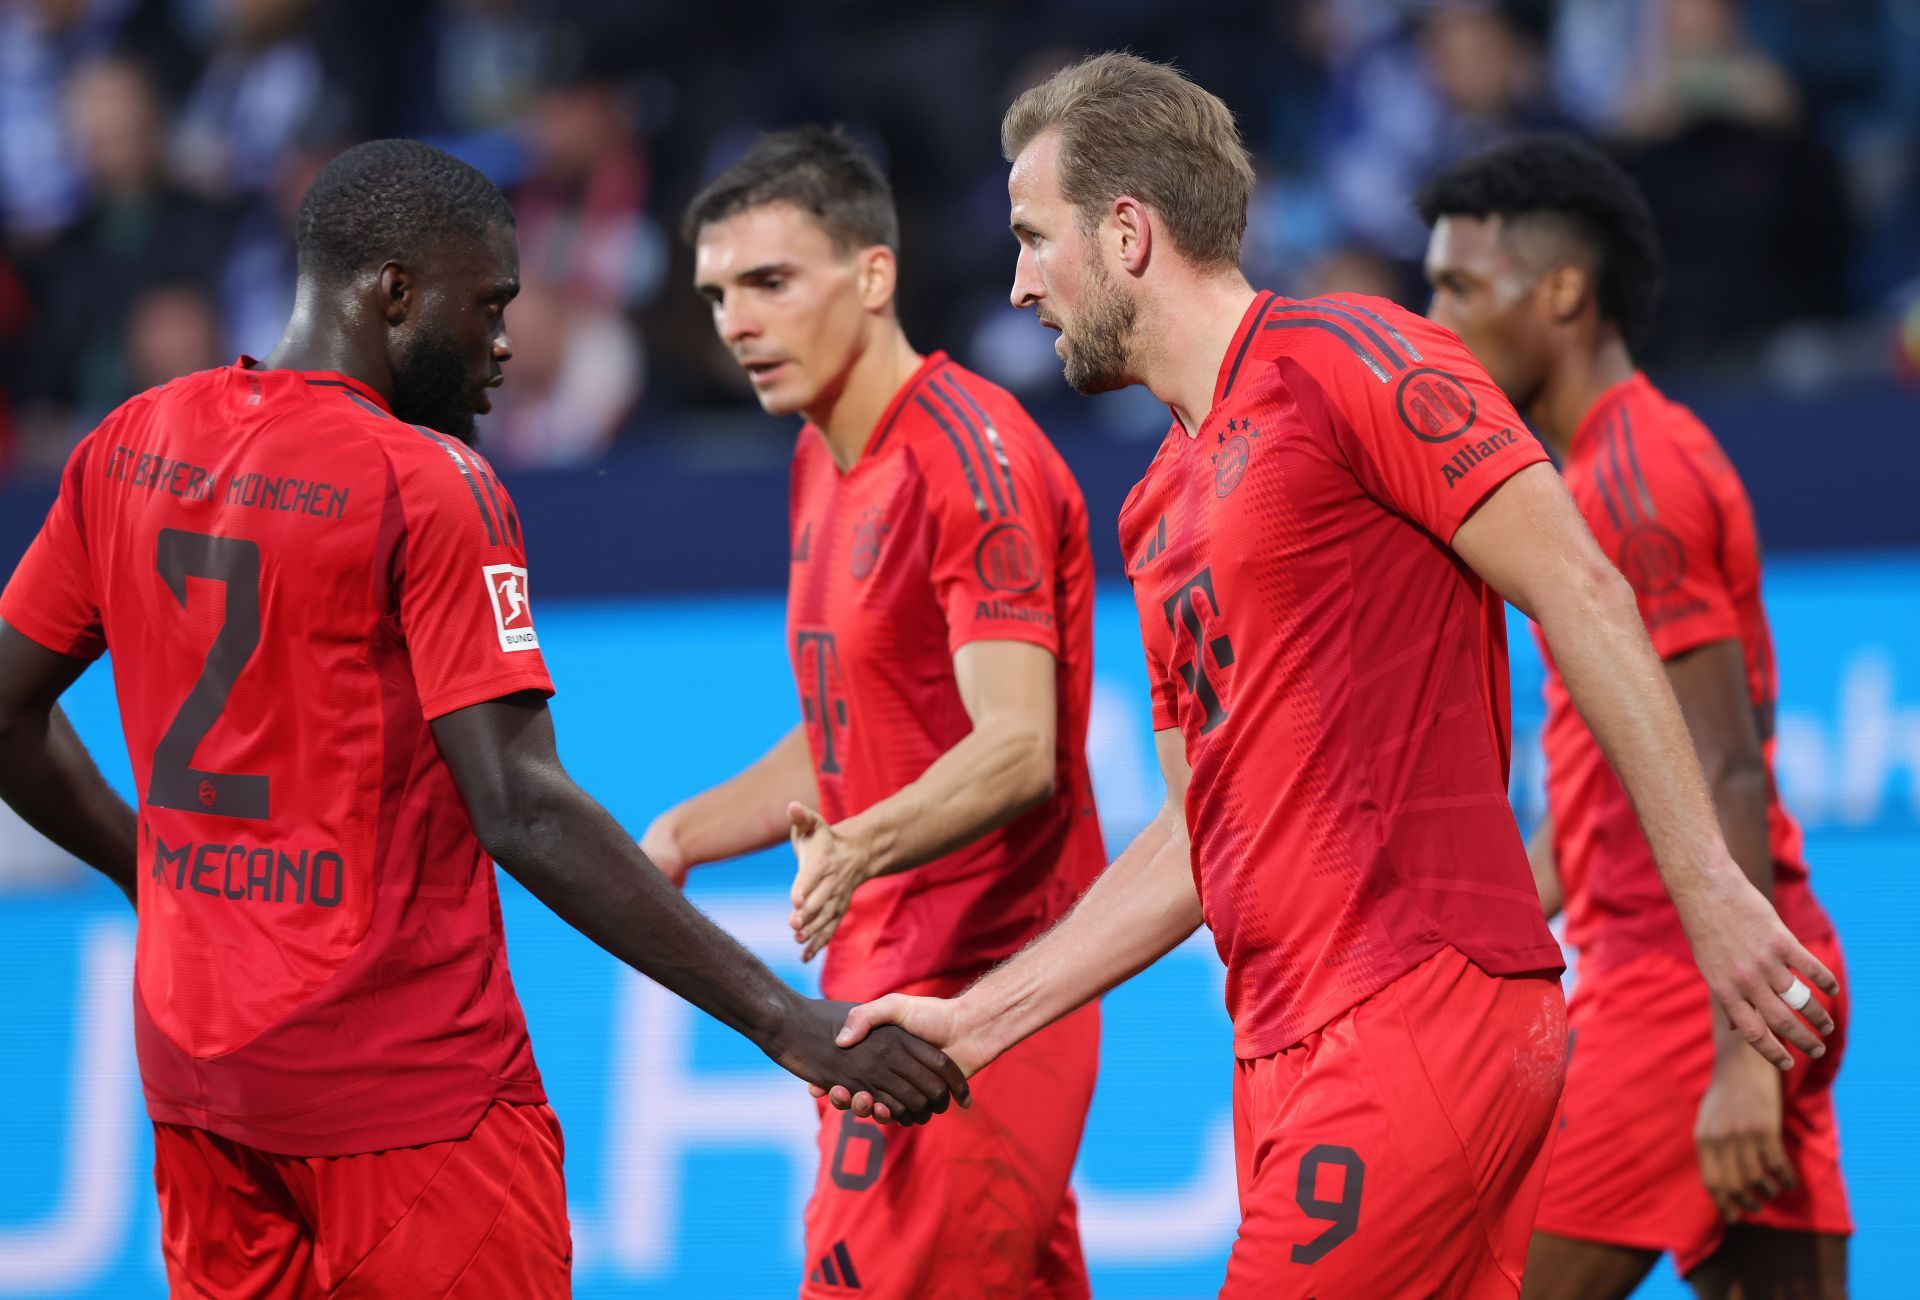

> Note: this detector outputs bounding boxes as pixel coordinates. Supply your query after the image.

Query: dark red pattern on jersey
[1120,295,1562,1057]
[787,354,1105,1001]
[1542,374,1831,974]
[0,361,552,1155]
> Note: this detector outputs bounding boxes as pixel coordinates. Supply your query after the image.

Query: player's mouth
[742,358,790,387]
[477,374,503,414]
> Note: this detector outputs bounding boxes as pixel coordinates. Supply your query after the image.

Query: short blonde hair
[1001,51,1254,270]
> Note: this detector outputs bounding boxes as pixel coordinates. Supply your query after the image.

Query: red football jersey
[788,352,1105,1002]
[1540,373,1831,974]
[1118,292,1564,1058]
[0,362,552,1156]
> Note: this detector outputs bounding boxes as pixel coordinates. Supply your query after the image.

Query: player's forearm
[957,806,1201,1067]
[1703,758,1777,1064]
[490,771,806,1048]
[1526,814,1562,920]
[839,715,1054,879]
[1534,568,1737,906]
[657,725,817,867]
[0,704,137,905]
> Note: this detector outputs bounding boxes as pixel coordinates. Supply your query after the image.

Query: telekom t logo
[1162,567,1234,734]
[795,629,849,774]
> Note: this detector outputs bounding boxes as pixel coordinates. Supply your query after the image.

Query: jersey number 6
[147,529,270,820]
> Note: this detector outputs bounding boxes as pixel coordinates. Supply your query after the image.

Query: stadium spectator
[1325,0,1572,263]
[1611,0,1851,368]
[14,55,231,466]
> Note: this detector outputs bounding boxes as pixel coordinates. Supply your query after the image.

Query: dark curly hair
[295,139,516,285]
[682,124,899,252]
[1417,134,1664,346]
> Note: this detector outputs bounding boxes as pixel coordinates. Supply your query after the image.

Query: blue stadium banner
[2,558,1914,1298]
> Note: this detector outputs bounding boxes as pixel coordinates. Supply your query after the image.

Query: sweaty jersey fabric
[1542,372,1832,975]
[787,352,1104,1003]
[1118,292,1564,1058]
[1,362,551,1155]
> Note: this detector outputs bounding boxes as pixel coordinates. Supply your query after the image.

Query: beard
[390,319,480,443]
[1059,259,1139,395]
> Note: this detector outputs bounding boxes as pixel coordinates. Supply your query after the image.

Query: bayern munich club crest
[1617,522,1687,597]
[1212,418,1260,497]
[850,509,890,579]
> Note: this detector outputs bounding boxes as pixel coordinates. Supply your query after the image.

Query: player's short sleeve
[392,439,554,719]
[1576,426,1740,661]
[1298,302,1550,542]
[920,394,1065,658]
[0,432,106,660]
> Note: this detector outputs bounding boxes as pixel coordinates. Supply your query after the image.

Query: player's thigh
[802,1001,1100,1300]
[151,1122,321,1300]
[1688,1227,1849,1300]
[316,1101,572,1299]
[1223,952,1564,1299]
[1536,952,1721,1262]
[1520,1232,1661,1300]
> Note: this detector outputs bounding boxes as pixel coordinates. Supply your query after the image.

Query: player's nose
[1010,248,1042,311]
[718,301,759,345]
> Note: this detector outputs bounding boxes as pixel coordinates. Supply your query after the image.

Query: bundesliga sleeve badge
[482,564,540,652]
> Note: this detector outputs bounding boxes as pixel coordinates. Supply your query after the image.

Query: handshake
[764,990,979,1126]
[763,993,974,1125]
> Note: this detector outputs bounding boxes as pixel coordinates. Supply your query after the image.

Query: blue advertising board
[2,556,1914,1297]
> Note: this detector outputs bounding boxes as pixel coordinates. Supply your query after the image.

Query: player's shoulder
[101,367,215,433]
[1253,293,1491,437]
[1606,375,1738,487]
[1256,293,1460,383]
[338,409,519,545]
[893,357,1050,458]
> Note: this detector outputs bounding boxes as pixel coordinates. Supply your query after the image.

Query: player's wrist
[836,812,893,883]
[948,989,1011,1073]
[738,972,808,1044]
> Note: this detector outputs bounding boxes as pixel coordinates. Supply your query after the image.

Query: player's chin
[752,385,809,419]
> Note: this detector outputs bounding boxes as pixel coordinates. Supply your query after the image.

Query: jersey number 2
[147,529,270,820]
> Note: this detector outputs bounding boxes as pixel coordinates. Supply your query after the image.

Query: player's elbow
[998,723,1057,811]
[468,770,574,879]
[1536,548,1637,636]
[1703,747,1770,816]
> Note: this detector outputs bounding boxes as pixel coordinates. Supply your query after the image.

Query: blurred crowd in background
[0,0,1915,477]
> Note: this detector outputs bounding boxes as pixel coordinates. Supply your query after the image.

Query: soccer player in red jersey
[641,126,1105,1299]
[1421,135,1850,1300]
[828,55,1839,1297]
[0,139,965,1300]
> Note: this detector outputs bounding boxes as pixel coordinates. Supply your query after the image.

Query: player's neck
[1531,333,1636,458]
[1135,272,1257,436]
[811,325,924,472]
[260,291,394,404]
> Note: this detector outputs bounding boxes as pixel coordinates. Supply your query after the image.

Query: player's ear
[1110,196,1150,276]
[856,245,896,312]
[377,260,413,326]
[1544,262,1591,326]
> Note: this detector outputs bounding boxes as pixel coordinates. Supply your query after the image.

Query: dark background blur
[1,0,1917,482]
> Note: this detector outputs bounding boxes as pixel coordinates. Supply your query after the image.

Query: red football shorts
[801,995,1100,1300]
[1534,932,1852,1276]
[1223,945,1566,1299]
[153,1100,571,1299]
